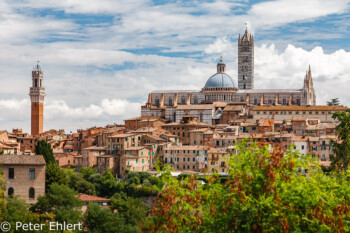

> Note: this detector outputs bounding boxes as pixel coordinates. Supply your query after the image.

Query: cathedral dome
[204,73,236,88]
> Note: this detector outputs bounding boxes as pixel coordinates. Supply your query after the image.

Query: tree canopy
[330,109,350,170]
[327,98,340,106]
[146,140,350,232]
[35,140,55,164]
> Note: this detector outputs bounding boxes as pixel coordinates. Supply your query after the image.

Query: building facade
[0,154,46,204]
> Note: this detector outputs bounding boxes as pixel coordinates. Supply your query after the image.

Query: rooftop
[76,193,110,203]
[0,154,46,165]
[253,105,348,111]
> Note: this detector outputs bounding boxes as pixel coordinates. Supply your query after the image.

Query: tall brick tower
[238,25,254,90]
[29,62,45,136]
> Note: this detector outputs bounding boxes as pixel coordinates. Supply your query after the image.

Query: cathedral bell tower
[29,61,46,136]
[238,25,254,90]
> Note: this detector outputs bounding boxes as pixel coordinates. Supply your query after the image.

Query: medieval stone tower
[302,65,316,106]
[29,62,45,136]
[238,26,254,90]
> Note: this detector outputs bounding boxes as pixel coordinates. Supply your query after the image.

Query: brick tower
[29,62,45,136]
[238,25,254,90]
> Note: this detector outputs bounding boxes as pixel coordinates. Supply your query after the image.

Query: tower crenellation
[238,26,254,90]
[29,61,46,136]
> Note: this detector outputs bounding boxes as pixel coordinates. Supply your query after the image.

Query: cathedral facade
[141,28,316,125]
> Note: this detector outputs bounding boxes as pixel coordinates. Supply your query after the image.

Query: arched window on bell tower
[35,79,38,88]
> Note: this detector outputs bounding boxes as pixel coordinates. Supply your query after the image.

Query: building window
[8,187,14,196]
[29,168,35,179]
[8,168,14,179]
[169,98,173,106]
[181,96,186,105]
[29,188,35,199]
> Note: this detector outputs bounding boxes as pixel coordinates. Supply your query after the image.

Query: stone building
[0,154,46,204]
[141,28,317,125]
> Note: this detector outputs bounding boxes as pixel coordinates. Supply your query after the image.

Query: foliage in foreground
[146,141,350,233]
[331,109,350,170]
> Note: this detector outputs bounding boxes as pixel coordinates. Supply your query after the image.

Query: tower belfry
[238,25,254,89]
[29,61,45,136]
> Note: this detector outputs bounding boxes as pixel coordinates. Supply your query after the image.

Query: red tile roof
[76,193,110,203]
[0,155,46,165]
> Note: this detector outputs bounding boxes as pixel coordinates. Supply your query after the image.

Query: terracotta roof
[165,145,206,150]
[257,119,274,127]
[176,104,213,110]
[293,136,308,142]
[0,155,46,165]
[208,148,229,153]
[125,146,147,151]
[76,193,110,203]
[189,128,212,133]
[109,133,134,138]
[84,146,106,151]
[223,106,243,111]
[291,117,307,121]
[253,105,348,111]
[0,143,14,149]
[144,135,166,141]
[308,137,320,142]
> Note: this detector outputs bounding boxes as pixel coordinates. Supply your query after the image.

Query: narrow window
[29,168,35,180]
[9,168,14,179]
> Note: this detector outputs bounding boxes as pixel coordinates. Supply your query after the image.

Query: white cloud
[45,98,140,120]
[254,44,350,106]
[0,98,141,132]
[204,36,235,55]
[249,0,350,27]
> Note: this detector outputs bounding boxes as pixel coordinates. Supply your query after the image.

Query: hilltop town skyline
[1,0,350,132]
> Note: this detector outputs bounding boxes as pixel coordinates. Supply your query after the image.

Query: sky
[0,0,350,133]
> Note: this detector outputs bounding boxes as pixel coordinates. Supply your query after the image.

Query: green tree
[80,167,98,180]
[0,168,6,214]
[45,162,69,190]
[69,173,96,195]
[84,203,126,233]
[146,140,350,232]
[31,183,83,224]
[327,98,340,106]
[1,196,51,233]
[35,140,55,164]
[110,193,149,227]
[90,169,118,197]
[330,109,350,170]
